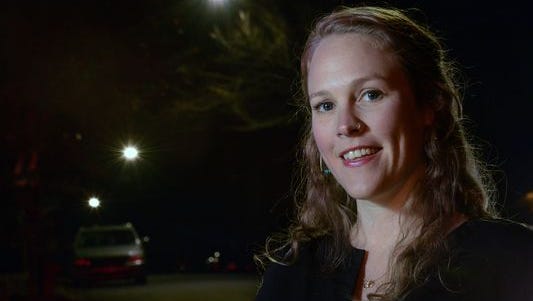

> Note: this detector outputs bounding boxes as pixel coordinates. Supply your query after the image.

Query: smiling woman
[255,5,532,301]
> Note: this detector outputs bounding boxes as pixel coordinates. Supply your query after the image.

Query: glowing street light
[88,197,100,208]
[122,145,139,161]
[208,0,228,6]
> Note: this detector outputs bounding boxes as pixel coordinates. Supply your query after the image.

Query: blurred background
[1,0,531,300]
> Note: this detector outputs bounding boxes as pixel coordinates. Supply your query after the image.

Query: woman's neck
[351,198,415,250]
[350,165,425,250]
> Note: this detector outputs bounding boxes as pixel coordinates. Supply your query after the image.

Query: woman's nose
[337,111,363,137]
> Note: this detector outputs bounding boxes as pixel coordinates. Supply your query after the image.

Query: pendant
[363,280,375,289]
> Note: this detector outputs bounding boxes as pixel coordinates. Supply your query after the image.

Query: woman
[255,6,532,301]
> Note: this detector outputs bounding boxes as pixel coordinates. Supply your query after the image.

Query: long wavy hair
[258,6,496,300]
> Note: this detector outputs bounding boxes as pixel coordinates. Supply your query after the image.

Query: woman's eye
[361,90,383,102]
[314,101,335,112]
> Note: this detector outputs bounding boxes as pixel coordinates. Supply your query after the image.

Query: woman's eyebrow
[308,74,387,100]
[308,90,330,101]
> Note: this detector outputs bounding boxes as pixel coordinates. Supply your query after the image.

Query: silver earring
[320,157,332,175]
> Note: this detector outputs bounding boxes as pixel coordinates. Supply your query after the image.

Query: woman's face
[307,33,432,204]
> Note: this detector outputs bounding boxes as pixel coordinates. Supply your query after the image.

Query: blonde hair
[258,6,496,300]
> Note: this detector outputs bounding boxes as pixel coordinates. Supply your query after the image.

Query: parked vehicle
[71,223,147,285]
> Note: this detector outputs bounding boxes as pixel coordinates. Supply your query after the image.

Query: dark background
[1,0,532,276]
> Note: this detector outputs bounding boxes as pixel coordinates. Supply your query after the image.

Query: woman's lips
[341,147,381,167]
[341,147,381,160]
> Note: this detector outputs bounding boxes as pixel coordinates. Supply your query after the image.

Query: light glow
[122,146,139,160]
[209,0,227,6]
[88,197,100,208]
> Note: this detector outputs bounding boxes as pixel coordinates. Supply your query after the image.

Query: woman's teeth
[343,148,378,160]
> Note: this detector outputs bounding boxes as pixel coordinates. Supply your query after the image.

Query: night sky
[1,0,532,272]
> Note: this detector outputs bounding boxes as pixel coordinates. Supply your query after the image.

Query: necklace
[363,279,376,289]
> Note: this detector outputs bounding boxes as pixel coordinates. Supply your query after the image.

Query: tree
[137,0,300,131]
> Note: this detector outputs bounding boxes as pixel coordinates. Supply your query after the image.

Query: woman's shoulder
[255,241,318,301]
[451,218,532,251]
[448,217,532,280]
[413,218,533,301]
[256,238,327,278]
[255,238,364,301]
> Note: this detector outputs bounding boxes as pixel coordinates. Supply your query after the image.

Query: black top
[255,219,533,301]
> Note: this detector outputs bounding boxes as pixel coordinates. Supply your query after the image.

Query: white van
[72,223,147,285]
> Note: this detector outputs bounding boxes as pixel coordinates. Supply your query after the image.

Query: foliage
[143,1,298,131]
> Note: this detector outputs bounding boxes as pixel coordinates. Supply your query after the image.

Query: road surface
[57,273,260,301]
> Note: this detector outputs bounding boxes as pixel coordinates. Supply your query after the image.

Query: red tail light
[126,255,144,266]
[74,258,91,267]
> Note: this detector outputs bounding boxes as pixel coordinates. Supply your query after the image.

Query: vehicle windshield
[77,229,136,247]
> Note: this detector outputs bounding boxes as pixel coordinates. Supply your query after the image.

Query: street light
[88,197,100,208]
[122,145,139,161]
[208,0,229,7]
